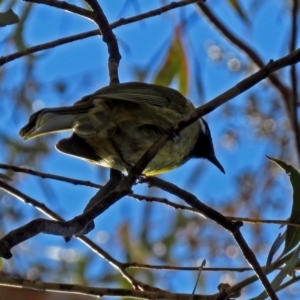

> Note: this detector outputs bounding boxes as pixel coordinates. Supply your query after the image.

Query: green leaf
[267,232,286,266]
[0,9,19,27]
[0,174,12,181]
[154,28,189,95]
[228,0,249,23]
[251,245,300,300]
[13,4,33,51]
[267,156,300,255]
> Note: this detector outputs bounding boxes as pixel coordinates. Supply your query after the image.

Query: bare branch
[230,250,297,296]
[24,0,93,18]
[0,163,103,188]
[2,48,300,299]
[134,189,300,228]
[0,180,130,256]
[275,276,300,294]
[197,3,300,160]
[0,276,212,299]
[2,164,299,228]
[85,0,120,84]
[131,49,300,179]
[197,3,290,101]
[0,0,203,67]
[289,0,300,155]
[0,180,162,291]
[0,30,99,66]
[144,177,278,300]
[124,262,254,272]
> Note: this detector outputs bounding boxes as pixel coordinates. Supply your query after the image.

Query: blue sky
[0,0,299,298]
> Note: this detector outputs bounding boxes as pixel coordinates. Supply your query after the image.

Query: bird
[20,82,225,175]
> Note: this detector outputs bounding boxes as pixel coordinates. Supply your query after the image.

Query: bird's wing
[75,82,189,111]
[20,82,192,140]
[56,134,100,163]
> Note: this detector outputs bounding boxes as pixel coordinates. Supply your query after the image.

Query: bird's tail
[19,106,85,140]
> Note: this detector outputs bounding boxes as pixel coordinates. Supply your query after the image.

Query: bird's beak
[208,154,225,174]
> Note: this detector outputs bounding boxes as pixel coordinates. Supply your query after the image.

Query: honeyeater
[20,82,224,175]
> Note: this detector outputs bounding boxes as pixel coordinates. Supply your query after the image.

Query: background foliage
[0,0,299,299]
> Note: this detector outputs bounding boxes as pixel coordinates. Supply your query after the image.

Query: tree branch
[144,177,278,300]
[289,0,300,156]
[85,0,120,84]
[197,3,290,101]
[24,0,93,18]
[130,49,300,179]
[0,0,203,67]
[24,0,121,84]
[1,48,300,299]
[0,276,216,299]
[1,50,299,242]
[0,180,163,292]
[0,163,103,188]
[197,3,300,161]
[2,163,299,228]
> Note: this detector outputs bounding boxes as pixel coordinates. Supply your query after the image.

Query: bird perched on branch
[20,82,224,175]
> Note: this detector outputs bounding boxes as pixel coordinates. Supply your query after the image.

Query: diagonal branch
[0,180,162,292]
[85,0,120,85]
[289,0,300,154]
[131,49,300,178]
[1,51,299,239]
[197,3,300,160]
[0,276,223,300]
[0,163,103,188]
[0,0,203,67]
[1,48,300,298]
[23,0,93,18]
[2,163,299,228]
[123,50,300,300]
[0,29,99,66]
[197,3,290,101]
[24,0,121,84]
[144,177,278,300]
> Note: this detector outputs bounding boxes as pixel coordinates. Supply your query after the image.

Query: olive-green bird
[20,82,224,175]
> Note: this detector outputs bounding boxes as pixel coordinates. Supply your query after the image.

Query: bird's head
[191,118,225,173]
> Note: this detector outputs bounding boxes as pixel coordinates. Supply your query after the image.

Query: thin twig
[0,180,162,292]
[2,48,300,298]
[3,164,300,230]
[85,0,120,84]
[197,3,290,101]
[289,0,300,156]
[0,30,99,66]
[24,0,93,19]
[0,163,103,188]
[0,276,208,299]
[275,276,300,294]
[0,0,203,67]
[144,177,278,300]
[197,3,300,161]
[130,50,300,181]
[124,262,254,272]
[229,250,297,296]
[136,191,300,228]
[27,0,121,84]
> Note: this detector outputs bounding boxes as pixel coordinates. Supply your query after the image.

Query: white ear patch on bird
[199,118,209,135]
